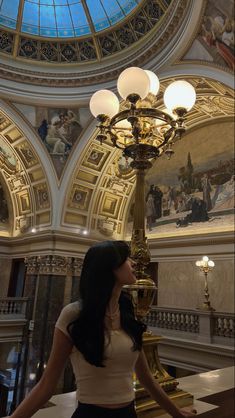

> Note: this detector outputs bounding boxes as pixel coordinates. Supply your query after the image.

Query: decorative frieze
[25,255,83,275]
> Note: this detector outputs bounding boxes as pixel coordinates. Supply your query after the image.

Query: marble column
[20,255,83,400]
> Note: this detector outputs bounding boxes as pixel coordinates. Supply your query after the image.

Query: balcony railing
[0,298,29,319]
[145,306,235,345]
[213,313,235,339]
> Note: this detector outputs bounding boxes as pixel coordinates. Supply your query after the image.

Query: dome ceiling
[0,0,142,38]
[0,0,173,64]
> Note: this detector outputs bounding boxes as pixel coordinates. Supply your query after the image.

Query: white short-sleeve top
[55,302,140,404]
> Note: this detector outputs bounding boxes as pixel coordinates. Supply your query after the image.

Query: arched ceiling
[0,103,54,237]
[0,75,233,241]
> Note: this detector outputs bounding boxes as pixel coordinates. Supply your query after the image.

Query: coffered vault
[0,75,233,240]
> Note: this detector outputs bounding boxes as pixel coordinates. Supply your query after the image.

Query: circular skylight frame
[0,0,143,39]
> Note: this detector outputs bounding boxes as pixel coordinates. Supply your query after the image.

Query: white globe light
[117,67,150,99]
[115,119,132,129]
[144,70,160,95]
[163,80,196,112]
[89,89,119,118]
[196,261,201,267]
[202,256,209,262]
[208,260,215,267]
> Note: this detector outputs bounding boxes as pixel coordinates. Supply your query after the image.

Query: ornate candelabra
[90,67,196,417]
[196,256,215,311]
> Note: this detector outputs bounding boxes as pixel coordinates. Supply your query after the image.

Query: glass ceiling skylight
[0,0,141,38]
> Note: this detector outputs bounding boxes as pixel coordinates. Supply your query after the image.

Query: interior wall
[0,258,11,297]
[157,258,234,313]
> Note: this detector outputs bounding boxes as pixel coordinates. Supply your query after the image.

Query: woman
[9,240,197,418]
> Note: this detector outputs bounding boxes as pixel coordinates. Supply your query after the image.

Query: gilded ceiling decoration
[0,110,51,236]
[0,78,234,240]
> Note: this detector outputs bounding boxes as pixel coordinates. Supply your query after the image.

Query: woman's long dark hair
[67,240,146,367]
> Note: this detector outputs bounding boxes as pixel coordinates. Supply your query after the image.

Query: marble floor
[6,367,235,418]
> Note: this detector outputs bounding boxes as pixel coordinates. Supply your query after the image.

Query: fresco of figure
[201,173,212,211]
[146,193,155,231]
[176,197,209,227]
[153,186,163,219]
[45,116,72,154]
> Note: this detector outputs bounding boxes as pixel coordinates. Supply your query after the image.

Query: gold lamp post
[90,67,196,417]
[196,256,215,311]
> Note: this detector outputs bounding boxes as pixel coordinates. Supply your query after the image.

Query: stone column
[22,255,83,397]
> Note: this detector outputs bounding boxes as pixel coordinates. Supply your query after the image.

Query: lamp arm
[110,107,174,127]
[162,127,176,145]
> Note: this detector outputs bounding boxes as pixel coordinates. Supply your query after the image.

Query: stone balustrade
[213,313,235,339]
[0,297,29,319]
[146,306,235,345]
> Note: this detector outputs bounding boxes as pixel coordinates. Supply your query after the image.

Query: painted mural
[0,137,17,167]
[126,122,234,237]
[13,103,91,178]
[184,0,234,71]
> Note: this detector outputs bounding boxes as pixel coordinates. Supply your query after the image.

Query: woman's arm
[135,350,197,418]
[10,328,73,418]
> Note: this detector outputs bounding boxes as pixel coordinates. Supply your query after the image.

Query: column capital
[25,255,83,275]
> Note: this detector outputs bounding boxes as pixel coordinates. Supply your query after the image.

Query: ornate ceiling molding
[0,104,53,236]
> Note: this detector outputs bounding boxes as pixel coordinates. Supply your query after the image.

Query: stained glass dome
[0,0,141,38]
[0,0,173,64]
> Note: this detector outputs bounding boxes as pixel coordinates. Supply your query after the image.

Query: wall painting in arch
[183,0,234,71]
[13,103,92,179]
[126,121,234,239]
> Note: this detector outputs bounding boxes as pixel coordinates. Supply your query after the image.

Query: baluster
[230,318,234,338]
[175,313,180,330]
[163,312,167,328]
[166,312,170,329]
[185,314,189,332]
[9,300,13,314]
[224,318,229,337]
[218,317,222,336]
[180,313,184,330]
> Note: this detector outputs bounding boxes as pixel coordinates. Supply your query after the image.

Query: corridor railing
[0,298,29,319]
[145,306,234,345]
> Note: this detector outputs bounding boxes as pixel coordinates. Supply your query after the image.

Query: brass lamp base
[136,390,194,418]
[135,332,194,417]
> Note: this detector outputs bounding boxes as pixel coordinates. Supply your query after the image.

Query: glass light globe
[115,119,132,129]
[155,108,175,126]
[117,67,150,99]
[208,260,215,267]
[163,80,196,112]
[202,256,209,262]
[90,89,119,118]
[144,70,160,95]
[196,261,201,267]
